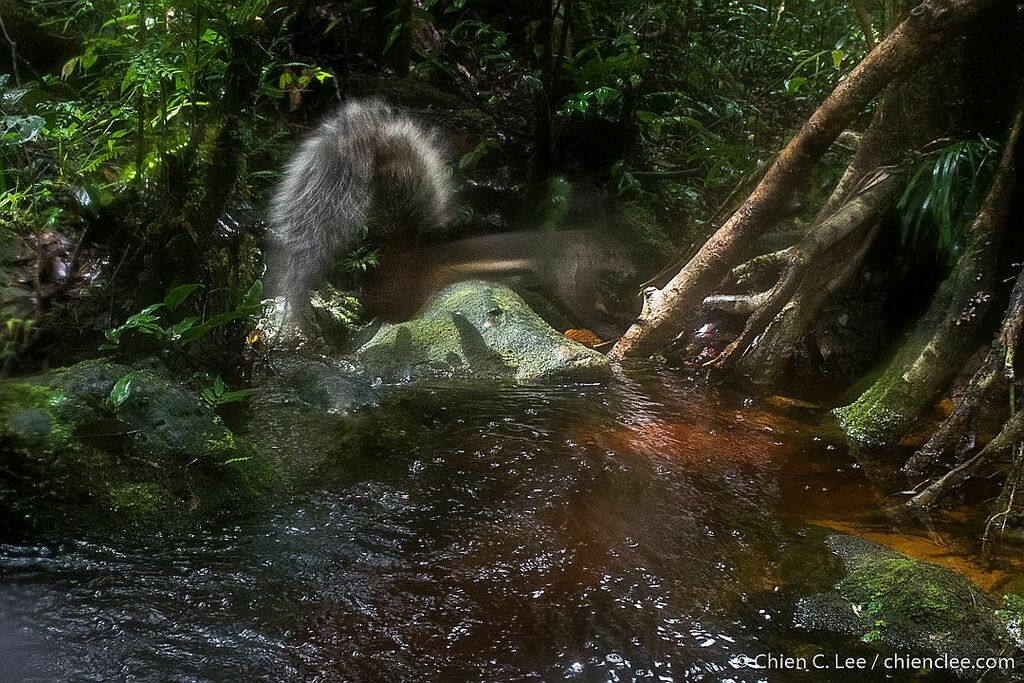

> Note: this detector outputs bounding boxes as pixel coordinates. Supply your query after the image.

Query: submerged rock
[0,359,279,531]
[353,280,610,383]
[796,533,1021,677]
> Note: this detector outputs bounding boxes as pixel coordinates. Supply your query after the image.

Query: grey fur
[268,98,452,319]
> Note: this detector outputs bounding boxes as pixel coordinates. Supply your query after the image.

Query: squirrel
[268,98,453,324]
[361,230,637,338]
[269,98,638,337]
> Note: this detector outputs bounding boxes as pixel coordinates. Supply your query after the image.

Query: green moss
[839,556,959,633]
[309,285,365,345]
[203,430,239,458]
[621,197,676,258]
[833,373,915,446]
[996,593,1024,648]
[223,439,283,492]
[108,482,171,519]
[1,360,285,533]
[1,378,74,453]
[355,281,608,383]
[797,534,1014,665]
[1,381,62,414]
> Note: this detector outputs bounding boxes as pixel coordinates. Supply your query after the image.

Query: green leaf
[163,283,200,311]
[168,316,199,338]
[784,76,806,93]
[138,303,167,316]
[214,375,226,396]
[0,115,45,145]
[458,139,500,170]
[217,388,257,404]
[61,57,79,79]
[523,73,543,91]
[242,279,264,307]
[383,24,403,55]
[108,374,134,410]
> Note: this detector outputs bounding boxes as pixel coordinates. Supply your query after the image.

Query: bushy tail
[268,99,452,318]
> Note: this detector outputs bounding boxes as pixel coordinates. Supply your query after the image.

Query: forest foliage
[4,1,1024,535]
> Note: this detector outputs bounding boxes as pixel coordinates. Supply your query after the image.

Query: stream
[0,368,1014,682]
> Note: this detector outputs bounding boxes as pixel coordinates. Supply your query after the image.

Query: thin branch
[0,9,21,86]
[851,0,877,50]
[908,408,1024,508]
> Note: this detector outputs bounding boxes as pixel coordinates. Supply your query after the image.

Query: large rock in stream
[0,360,280,530]
[353,280,610,383]
[257,280,610,415]
[793,532,1023,678]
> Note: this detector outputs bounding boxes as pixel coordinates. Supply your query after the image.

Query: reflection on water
[0,368,1012,681]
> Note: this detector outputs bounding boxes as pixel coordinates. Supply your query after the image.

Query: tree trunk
[904,256,1024,477]
[834,91,1024,446]
[694,15,971,377]
[609,0,993,361]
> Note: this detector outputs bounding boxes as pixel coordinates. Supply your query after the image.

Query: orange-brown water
[0,367,1015,681]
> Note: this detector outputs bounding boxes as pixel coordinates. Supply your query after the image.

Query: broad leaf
[164,284,200,311]
[108,374,134,410]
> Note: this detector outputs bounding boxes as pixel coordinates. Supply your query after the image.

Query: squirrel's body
[269,99,637,336]
[362,230,637,338]
[268,99,452,318]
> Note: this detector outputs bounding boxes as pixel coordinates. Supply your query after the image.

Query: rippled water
[0,368,997,681]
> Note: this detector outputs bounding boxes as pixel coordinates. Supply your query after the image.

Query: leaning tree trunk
[609,0,994,361]
[834,90,1024,446]
[732,76,944,382]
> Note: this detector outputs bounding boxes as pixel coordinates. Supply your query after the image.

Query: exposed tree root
[737,221,882,383]
[728,78,921,382]
[703,171,901,372]
[908,407,1024,508]
[985,443,1024,547]
[905,267,1024,475]
[610,0,995,361]
[834,94,1023,446]
[731,248,793,286]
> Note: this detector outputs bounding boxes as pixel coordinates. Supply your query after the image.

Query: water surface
[0,368,1011,681]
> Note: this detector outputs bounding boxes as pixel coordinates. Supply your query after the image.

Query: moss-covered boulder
[0,359,279,531]
[796,534,1020,676]
[353,280,610,383]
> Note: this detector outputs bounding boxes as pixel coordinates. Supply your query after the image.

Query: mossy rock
[353,280,610,383]
[0,359,281,532]
[796,533,1020,677]
[309,285,364,342]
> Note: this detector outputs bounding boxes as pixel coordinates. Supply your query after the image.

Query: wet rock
[0,359,279,531]
[252,293,376,417]
[795,533,1021,677]
[353,280,610,383]
[255,286,363,356]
